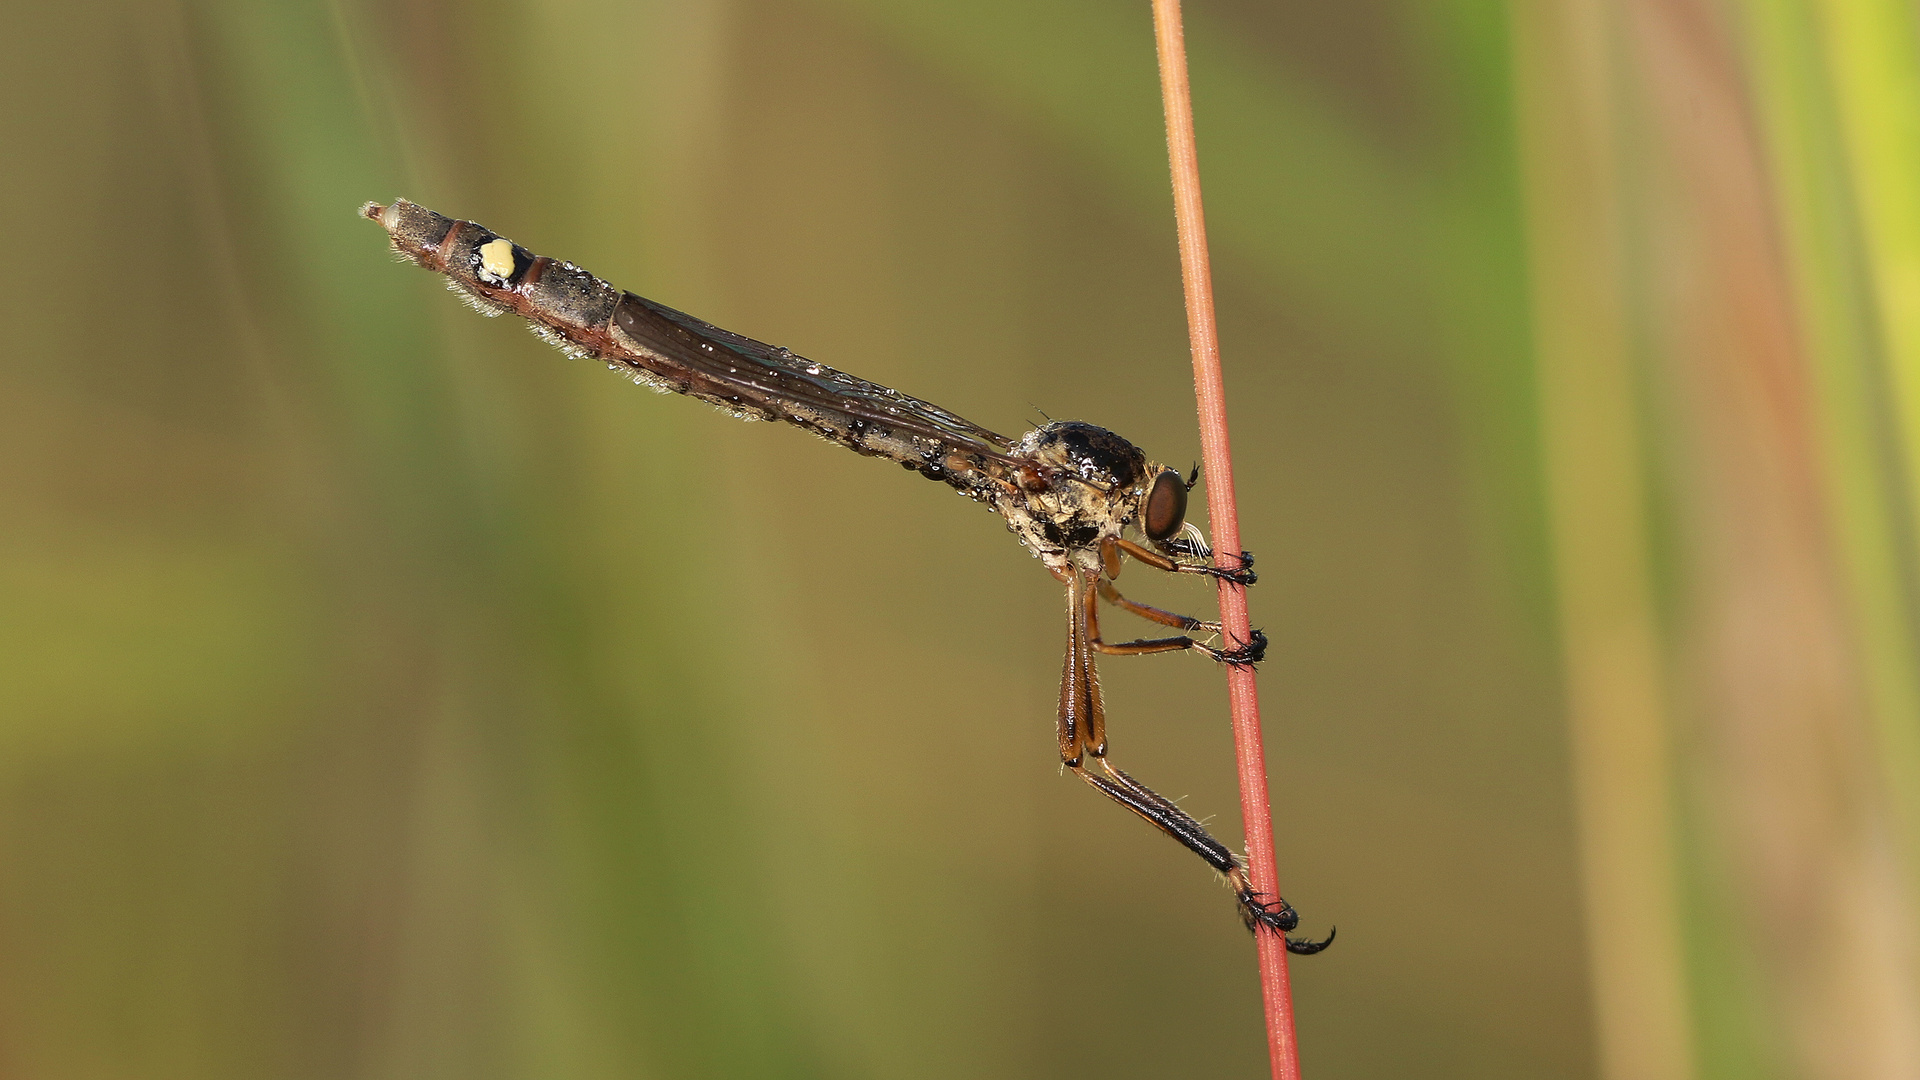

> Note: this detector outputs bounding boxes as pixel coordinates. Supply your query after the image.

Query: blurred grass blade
[1798,0,1920,909]
[1509,3,1696,1078]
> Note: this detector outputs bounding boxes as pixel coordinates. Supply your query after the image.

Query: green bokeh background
[3,1,1916,1078]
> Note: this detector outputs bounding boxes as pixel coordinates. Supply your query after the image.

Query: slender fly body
[363,199,1330,953]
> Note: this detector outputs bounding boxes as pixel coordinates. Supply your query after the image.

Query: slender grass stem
[1149,4,1301,1077]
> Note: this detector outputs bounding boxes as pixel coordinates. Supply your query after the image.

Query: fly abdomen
[367,199,1032,506]
[364,199,455,264]
[521,259,618,332]
[364,199,619,336]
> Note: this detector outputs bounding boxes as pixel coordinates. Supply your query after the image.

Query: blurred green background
[3,0,1917,1077]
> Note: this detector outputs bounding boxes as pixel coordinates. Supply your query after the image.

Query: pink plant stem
[1150,3,1301,1078]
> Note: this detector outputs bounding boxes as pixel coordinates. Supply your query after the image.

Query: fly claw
[1286,928,1337,956]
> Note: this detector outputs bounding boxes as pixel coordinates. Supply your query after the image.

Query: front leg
[1113,537,1256,586]
[1160,533,1255,575]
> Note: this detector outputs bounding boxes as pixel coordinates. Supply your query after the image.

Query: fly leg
[1096,578,1221,633]
[1160,530,1256,575]
[1073,760,1332,951]
[1058,571,1327,950]
[1092,578,1265,667]
[1112,537,1256,586]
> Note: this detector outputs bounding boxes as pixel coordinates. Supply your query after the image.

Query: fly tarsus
[1204,628,1268,668]
[1199,551,1257,587]
[1236,889,1337,954]
[1236,889,1298,932]
[1160,537,1256,579]
[1164,537,1247,566]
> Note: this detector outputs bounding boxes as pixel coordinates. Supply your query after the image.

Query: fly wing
[611,290,1037,475]
[363,198,1042,487]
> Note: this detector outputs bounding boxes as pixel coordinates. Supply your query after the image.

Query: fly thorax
[1000,421,1151,565]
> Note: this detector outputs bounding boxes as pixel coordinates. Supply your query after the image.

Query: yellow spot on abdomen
[478,238,515,283]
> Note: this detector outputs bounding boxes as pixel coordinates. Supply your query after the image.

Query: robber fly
[363,199,1330,953]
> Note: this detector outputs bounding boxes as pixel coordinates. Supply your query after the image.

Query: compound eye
[1144,468,1187,542]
